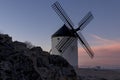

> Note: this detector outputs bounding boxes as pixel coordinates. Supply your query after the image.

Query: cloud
[78,34,120,68]
[90,34,117,45]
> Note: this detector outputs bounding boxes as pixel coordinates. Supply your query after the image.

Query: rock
[49,55,70,67]
[0,33,77,80]
[0,34,14,61]
[30,47,43,53]
[13,41,27,52]
[0,34,12,44]
[0,53,41,80]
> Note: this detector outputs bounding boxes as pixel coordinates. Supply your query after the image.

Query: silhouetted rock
[30,47,42,52]
[0,34,12,44]
[0,33,77,80]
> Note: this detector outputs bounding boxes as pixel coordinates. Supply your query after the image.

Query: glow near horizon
[78,35,120,68]
[0,0,120,68]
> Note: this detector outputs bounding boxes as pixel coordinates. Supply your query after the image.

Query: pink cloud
[78,34,120,68]
[90,34,117,45]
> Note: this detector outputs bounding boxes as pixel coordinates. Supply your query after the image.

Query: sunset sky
[0,0,120,68]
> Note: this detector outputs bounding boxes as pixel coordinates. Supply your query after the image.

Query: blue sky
[0,0,120,68]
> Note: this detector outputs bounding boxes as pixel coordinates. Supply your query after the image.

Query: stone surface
[0,33,77,80]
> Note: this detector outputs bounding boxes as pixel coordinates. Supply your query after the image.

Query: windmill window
[57,38,60,40]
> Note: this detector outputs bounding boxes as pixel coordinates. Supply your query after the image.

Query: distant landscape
[76,68,120,80]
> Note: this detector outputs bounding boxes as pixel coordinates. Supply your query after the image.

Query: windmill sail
[52,1,94,59]
[77,12,94,31]
[56,37,75,53]
[76,32,94,58]
[52,1,74,30]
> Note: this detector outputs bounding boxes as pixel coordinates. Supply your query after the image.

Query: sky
[0,0,120,69]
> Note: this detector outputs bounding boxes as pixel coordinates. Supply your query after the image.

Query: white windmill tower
[51,1,94,68]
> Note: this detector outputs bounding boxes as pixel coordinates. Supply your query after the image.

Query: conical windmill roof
[52,25,76,37]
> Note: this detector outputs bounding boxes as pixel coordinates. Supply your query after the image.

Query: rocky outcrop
[0,33,77,80]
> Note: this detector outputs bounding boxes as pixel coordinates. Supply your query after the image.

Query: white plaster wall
[51,37,78,67]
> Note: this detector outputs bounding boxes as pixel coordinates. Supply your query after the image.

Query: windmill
[51,1,94,67]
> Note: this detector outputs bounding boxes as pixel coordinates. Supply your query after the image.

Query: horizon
[0,0,120,69]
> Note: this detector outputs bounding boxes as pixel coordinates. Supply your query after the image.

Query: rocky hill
[0,34,77,80]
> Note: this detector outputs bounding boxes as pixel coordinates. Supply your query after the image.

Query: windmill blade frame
[76,32,94,58]
[76,12,93,31]
[52,1,75,30]
[56,37,76,53]
[51,1,94,59]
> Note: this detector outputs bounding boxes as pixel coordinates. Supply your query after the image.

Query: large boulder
[0,33,77,80]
